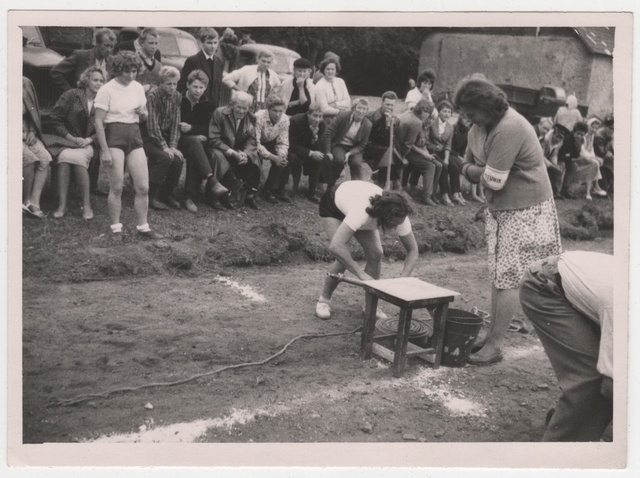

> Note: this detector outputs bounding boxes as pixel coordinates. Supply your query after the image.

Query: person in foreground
[454,75,562,365]
[94,51,160,241]
[519,251,613,442]
[315,180,419,320]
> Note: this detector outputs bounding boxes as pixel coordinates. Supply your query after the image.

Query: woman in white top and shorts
[315,180,419,320]
[94,51,160,241]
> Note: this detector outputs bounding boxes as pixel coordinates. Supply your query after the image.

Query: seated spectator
[533,116,554,142]
[115,28,162,92]
[583,117,608,199]
[288,105,326,202]
[94,51,160,241]
[594,114,614,194]
[43,66,105,220]
[141,66,185,210]
[238,28,256,46]
[222,49,281,113]
[209,91,261,209]
[427,100,458,206]
[179,28,224,109]
[255,95,291,203]
[277,58,317,116]
[520,251,613,441]
[449,113,471,205]
[315,57,351,124]
[395,99,439,206]
[215,28,240,108]
[540,124,569,199]
[321,98,372,186]
[364,91,402,190]
[554,94,583,132]
[22,77,52,219]
[115,27,162,61]
[178,69,234,213]
[405,69,436,110]
[50,28,116,94]
[559,121,607,200]
[312,51,340,84]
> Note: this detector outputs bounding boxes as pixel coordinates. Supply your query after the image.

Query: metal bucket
[441,308,483,367]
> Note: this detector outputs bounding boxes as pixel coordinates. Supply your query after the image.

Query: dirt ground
[22,235,612,444]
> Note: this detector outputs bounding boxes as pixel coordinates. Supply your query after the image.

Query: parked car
[237,43,301,82]
[38,26,94,57]
[115,27,200,71]
[21,26,65,115]
[497,84,589,120]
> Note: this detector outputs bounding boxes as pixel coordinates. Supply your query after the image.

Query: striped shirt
[145,86,182,149]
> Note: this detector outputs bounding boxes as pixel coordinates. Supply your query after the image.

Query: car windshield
[271,52,293,75]
[21,26,44,47]
[176,36,199,57]
[158,33,179,55]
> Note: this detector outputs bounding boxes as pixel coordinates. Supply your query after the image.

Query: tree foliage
[249,27,430,97]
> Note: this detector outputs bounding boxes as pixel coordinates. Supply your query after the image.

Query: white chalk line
[215,275,267,302]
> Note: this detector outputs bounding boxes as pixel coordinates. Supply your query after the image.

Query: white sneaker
[315,301,332,320]
[362,306,388,320]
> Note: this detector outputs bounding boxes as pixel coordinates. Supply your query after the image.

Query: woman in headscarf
[553,94,583,132]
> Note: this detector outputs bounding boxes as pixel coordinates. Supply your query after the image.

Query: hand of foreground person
[236,151,248,164]
[310,151,324,161]
[271,154,287,168]
[100,149,113,166]
[171,148,184,162]
[179,122,192,133]
[163,146,174,159]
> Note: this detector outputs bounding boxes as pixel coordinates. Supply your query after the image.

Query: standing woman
[315,180,419,320]
[215,28,240,108]
[94,51,160,241]
[44,66,105,220]
[222,49,281,113]
[454,75,562,365]
[315,57,351,124]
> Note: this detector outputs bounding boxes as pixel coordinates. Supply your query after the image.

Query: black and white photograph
[4,4,637,475]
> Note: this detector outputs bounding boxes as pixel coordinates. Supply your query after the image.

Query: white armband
[482,165,510,191]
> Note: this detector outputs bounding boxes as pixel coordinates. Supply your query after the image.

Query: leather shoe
[306,193,320,203]
[263,190,278,204]
[184,198,198,213]
[159,194,181,209]
[245,196,259,210]
[209,180,229,198]
[274,189,292,203]
[137,229,163,240]
[150,198,169,210]
[468,351,504,366]
[217,192,235,210]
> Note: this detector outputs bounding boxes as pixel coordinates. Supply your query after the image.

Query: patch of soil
[22,238,612,444]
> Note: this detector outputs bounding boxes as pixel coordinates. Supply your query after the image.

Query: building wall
[587,55,614,117]
[419,32,612,114]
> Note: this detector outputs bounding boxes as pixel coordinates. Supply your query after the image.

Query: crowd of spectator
[22,26,614,241]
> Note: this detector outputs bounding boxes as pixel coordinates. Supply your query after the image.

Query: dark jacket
[180,94,214,137]
[288,113,325,158]
[114,40,162,62]
[321,110,372,155]
[366,108,392,148]
[394,111,424,160]
[43,88,97,157]
[50,49,114,92]
[178,51,224,109]
[208,105,258,165]
[426,119,454,154]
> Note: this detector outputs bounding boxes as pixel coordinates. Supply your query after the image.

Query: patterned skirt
[485,197,562,289]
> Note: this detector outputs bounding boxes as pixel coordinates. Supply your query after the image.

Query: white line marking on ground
[215,276,267,302]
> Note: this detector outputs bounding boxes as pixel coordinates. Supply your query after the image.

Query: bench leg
[360,292,379,360]
[393,307,413,377]
[431,302,449,369]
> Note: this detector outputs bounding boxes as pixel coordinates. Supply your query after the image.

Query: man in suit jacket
[208,91,260,209]
[321,98,372,186]
[178,27,224,109]
[50,28,116,93]
[288,105,326,202]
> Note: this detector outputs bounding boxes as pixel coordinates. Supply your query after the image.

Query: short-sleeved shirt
[94,79,146,124]
[334,180,412,236]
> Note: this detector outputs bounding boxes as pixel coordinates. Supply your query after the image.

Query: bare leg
[319,217,346,301]
[73,164,92,215]
[29,165,49,207]
[106,148,126,226]
[471,286,520,359]
[126,147,150,227]
[23,164,35,204]
[55,163,71,215]
[354,229,383,279]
